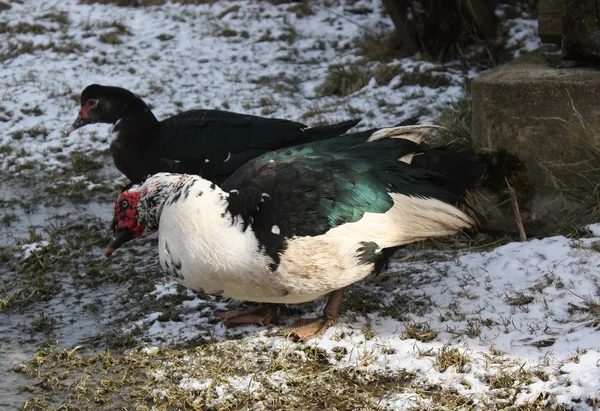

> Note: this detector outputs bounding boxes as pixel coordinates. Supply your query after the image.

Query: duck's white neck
[137,173,190,233]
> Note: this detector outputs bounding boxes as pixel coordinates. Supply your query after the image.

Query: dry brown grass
[317,62,373,97]
[15,341,419,410]
[537,99,600,227]
[355,31,407,63]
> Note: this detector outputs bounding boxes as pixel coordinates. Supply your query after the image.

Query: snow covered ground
[135,229,600,409]
[4,0,598,410]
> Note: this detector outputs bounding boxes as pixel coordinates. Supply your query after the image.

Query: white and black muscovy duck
[105,124,486,341]
[67,84,360,184]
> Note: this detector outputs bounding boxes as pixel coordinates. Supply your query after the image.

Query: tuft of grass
[0,144,14,155]
[537,102,600,227]
[434,346,470,373]
[432,89,472,146]
[258,28,275,42]
[21,105,43,116]
[1,213,19,227]
[355,31,406,62]
[70,152,103,173]
[11,126,48,140]
[403,320,439,342]
[0,41,53,62]
[287,3,314,18]
[31,312,56,333]
[317,62,373,97]
[156,33,174,41]
[98,31,122,44]
[395,69,453,89]
[0,105,11,122]
[100,20,131,35]
[217,4,240,18]
[300,103,338,121]
[0,22,55,35]
[373,63,403,85]
[278,26,298,44]
[41,12,70,25]
[52,41,87,54]
[505,292,534,306]
[220,28,237,37]
[428,388,476,409]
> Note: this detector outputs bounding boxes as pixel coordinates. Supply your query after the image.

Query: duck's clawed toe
[278,316,339,342]
[216,305,281,327]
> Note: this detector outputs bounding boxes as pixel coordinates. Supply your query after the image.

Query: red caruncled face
[79,98,98,120]
[112,190,145,238]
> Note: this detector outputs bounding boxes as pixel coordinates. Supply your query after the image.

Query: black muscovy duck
[67,84,360,183]
[104,123,485,341]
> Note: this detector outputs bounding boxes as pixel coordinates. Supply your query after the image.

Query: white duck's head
[105,173,188,256]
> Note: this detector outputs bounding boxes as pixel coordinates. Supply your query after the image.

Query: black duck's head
[67,84,138,134]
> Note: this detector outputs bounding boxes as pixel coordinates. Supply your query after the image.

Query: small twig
[505,178,527,241]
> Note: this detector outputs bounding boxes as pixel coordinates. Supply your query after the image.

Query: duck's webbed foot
[216,305,281,327]
[278,288,344,342]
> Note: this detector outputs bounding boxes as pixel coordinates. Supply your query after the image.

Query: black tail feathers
[411,143,487,197]
[304,118,361,141]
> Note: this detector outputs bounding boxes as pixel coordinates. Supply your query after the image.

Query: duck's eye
[121,200,129,209]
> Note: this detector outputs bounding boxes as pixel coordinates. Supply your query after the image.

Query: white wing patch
[366,124,444,144]
[271,225,280,235]
[109,118,122,141]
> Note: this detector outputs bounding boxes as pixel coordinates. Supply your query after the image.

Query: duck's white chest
[156,189,286,302]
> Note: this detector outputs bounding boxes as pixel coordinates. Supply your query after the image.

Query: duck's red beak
[67,110,91,134]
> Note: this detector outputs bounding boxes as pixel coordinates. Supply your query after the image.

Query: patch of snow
[179,377,212,391]
[141,346,160,356]
[0,0,470,177]
[505,18,541,57]
[150,282,180,299]
[588,224,600,237]
[134,232,600,408]
[21,241,49,259]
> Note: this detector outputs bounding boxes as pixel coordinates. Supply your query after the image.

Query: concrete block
[471,48,600,234]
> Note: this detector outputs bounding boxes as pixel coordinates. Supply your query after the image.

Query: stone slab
[471,48,600,234]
